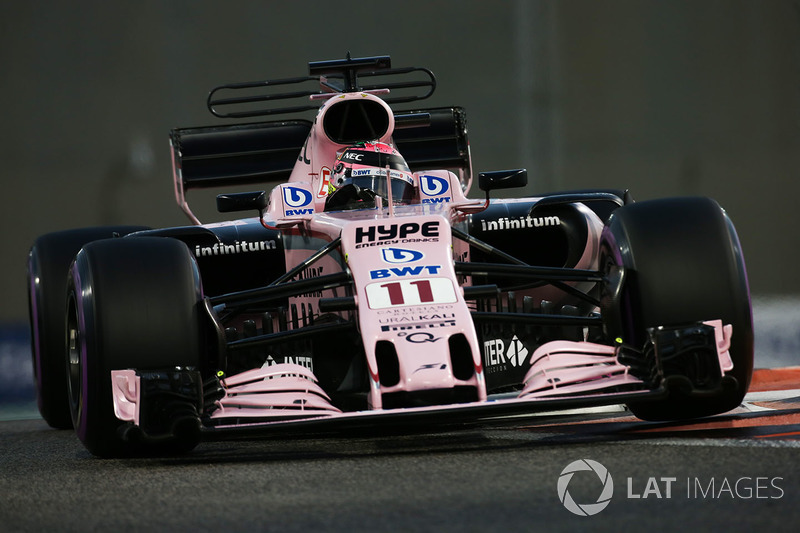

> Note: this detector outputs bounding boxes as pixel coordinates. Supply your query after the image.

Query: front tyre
[67,237,205,457]
[27,226,149,429]
[602,197,753,420]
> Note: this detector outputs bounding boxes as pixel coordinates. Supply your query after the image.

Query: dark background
[1,0,798,322]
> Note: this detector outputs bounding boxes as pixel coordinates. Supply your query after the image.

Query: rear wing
[170,107,471,224]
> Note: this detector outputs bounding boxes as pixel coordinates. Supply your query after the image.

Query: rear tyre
[602,197,753,420]
[27,226,149,429]
[66,237,205,457]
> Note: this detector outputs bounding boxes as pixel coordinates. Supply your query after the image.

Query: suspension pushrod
[209,271,350,307]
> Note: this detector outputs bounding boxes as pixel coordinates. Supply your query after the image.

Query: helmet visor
[347,172,416,205]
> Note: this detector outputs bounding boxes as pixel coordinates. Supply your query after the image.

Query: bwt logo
[420,175,451,204]
[382,247,424,264]
[283,186,313,216]
[283,187,312,207]
[369,265,442,279]
[420,175,450,196]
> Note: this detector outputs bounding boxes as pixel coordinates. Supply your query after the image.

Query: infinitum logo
[557,459,614,516]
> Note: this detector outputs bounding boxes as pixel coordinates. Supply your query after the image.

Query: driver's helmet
[325,142,415,210]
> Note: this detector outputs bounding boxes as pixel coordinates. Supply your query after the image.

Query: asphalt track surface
[0,369,799,532]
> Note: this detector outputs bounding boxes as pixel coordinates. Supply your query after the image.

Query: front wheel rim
[66,294,82,427]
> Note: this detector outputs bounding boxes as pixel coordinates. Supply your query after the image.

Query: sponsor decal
[295,265,323,280]
[484,339,505,367]
[365,277,458,309]
[399,331,441,343]
[299,139,311,164]
[483,335,529,368]
[505,335,529,366]
[295,266,324,298]
[351,169,412,183]
[194,240,277,257]
[317,167,332,198]
[382,247,424,264]
[422,197,451,205]
[420,175,450,196]
[376,304,454,315]
[379,313,455,324]
[414,363,448,373]
[283,186,313,216]
[479,215,560,231]
[261,354,314,372]
[342,151,364,161]
[285,208,314,216]
[380,319,456,332]
[298,139,311,164]
[369,265,442,279]
[420,175,452,204]
[354,221,439,249]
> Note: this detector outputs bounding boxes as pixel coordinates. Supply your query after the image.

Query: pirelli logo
[380,320,456,332]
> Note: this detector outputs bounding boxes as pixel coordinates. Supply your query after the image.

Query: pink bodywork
[109,319,734,424]
[111,369,140,425]
[338,212,485,408]
[260,200,488,410]
[211,364,341,419]
[519,319,733,399]
[112,91,737,428]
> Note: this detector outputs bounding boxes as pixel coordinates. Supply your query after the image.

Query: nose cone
[393,333,456,392]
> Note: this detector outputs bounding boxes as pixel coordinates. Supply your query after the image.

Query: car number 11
[365,278,458,309]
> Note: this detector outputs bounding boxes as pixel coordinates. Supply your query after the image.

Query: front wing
[110,319,735,441]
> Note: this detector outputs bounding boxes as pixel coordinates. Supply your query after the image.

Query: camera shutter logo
[557,459,614,516]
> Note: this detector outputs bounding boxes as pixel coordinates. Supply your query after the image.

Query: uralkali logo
[558,460,614,516]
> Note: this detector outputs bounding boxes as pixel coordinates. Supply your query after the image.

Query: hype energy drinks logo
[557,459,785,516]
[353,220,440,249]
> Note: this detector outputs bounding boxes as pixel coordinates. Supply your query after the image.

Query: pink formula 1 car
[28,55,753,457]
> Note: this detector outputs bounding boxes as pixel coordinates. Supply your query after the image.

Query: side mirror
[216,191,268,213]
[478,169,528,192]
